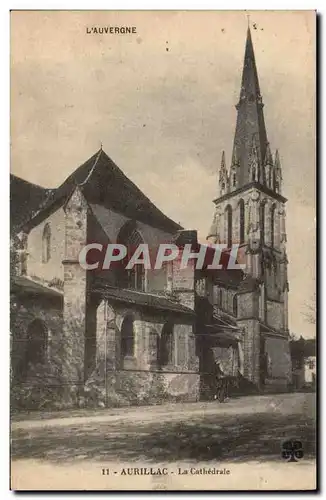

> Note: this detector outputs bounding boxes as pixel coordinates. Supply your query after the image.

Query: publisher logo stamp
[281,440,304,462]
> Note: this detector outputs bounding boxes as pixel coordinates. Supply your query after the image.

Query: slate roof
[195,298,241,346]
[232,26,269,186]
[11,275,63,298]
[198,246,257,290]
[206,326,241,344]
[92,283,195,316]
[10,174,53,233]
[201,260,260,291]
[18,149,181,235]
[204,323,241,346]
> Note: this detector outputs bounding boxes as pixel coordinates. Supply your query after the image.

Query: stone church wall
[263,335,292,391]
[26,207,66,285]
[237,291,256,319]
[10,295,63,379]
[266,299,284,331]
[84,299,199,406]
[62,187,89,385]
[237,318,260,385]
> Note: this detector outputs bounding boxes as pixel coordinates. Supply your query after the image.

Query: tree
[304,293,316,325]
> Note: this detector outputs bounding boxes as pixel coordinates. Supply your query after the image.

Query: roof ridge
[20,148,181,234]
[10,173,51,191]
[78,148,103,187]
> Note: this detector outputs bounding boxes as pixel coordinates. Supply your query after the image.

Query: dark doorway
[21,319,48,377]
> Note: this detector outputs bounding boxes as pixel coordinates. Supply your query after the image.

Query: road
[11,392,316,490]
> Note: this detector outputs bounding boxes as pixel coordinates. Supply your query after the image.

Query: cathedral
[10,27,292,409]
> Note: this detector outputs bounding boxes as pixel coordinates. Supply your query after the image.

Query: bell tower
[207,27,291,390]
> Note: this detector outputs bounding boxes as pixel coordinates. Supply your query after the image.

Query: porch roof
[203,323,242,345]
[11,275,63,298]
[92,284,195,316]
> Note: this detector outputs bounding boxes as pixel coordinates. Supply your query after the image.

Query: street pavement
[11,392,316,490]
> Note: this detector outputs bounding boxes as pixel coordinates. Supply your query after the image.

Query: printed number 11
[102,469,110,475]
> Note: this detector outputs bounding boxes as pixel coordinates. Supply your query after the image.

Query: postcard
[10,10,316,491]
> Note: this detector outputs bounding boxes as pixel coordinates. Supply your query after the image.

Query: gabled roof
[10,174,53,233]
[20,149,181,235]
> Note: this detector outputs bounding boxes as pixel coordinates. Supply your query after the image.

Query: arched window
[239,199,245,244]
[260,202,266,245]
[23,319,48,375]
[233,294,238,317]
[225,205,232,248]
[270,204,276,248]
[252,167,256,182]
[233,173,236,187]
[42,223,51,263]
[219,288,223,307]
[121,315,135,358]
[117,222,145,291]
[159,322,174,367]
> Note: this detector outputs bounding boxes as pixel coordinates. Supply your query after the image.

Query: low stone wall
[263,377,290,393]
[162,372,200,402]
[83,369,200,408]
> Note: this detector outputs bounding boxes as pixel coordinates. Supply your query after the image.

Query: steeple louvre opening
[259,201,266,245]
[264,143,274,189]
[224,204,233,248]
[239,199,245,244]
[232,27,268,188]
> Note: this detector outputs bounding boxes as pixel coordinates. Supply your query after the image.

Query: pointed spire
[273,149,283,194]
[219,150,229,195]
[274,149,282,181]
[232,27,268,186]
[263,142,273,187]
[219,150,227,180]
[238,27,262,103]
[274,149,281,169]
[221,150,226,170]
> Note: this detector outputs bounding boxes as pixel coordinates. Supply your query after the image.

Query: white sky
[10,10,316,338]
